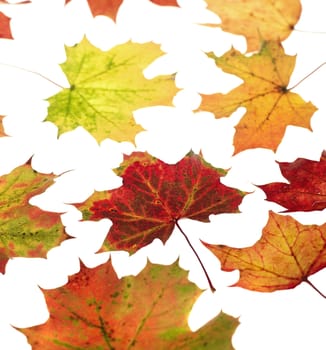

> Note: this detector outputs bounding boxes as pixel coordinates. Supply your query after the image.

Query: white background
[1,0,326,349]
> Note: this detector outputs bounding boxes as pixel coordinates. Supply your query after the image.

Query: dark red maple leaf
[259,151,326,212]
[79,152,245,253]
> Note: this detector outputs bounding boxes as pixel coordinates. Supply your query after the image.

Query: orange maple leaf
[199,41,317,154]
[205,211,326,295]
[204,0,301,52]
[21,261,238,349]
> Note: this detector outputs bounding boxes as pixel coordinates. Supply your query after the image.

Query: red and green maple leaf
[47,38,178,143]
[199,41,317,154]
[0,161,67,273]
[259,151,326,212]
[78,151,245,253]
[205,211,326,295]
[204,0,301,52]
[21,260,239,349]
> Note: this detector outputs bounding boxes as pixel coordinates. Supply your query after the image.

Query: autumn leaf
[0,12,13,39]
[0,1,31,39]
[150,0,179,6]
[259,151,326,212]
[0,161,67,273]
[65,0,123,21]
[204,0,301,52]
[205,211,326,293]
[199,41,317,154]
[0,116,6,136]
[47,38,178,143]
[78,151,245,253]
[21,260,239,349]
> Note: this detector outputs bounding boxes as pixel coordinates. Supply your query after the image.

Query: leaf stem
[304,278,326,299]
[175,219,216,292]
[289,62,326,90]
[0,62,65,89]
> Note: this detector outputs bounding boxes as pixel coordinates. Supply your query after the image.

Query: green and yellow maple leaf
[0,161,67,273]
[47,38,178,143]
[21,260,239,349]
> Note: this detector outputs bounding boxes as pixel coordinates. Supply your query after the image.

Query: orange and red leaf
[205,211,326,292]
[21,260,239,349]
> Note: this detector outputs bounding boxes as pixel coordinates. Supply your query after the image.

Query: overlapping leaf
[47,38,178,143]
[200,41,317,154]
[204,0,301,52]
[79,152,245,253]
[205,211,326,292]
[259,151,326,212]
[0,161,67,273]
[21,260,239,349]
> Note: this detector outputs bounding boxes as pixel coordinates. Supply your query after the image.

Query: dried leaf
[0,12,13,39]
[0,162,67,273]
[150,0,179,6]
[65,0,123,21]
[205,0,301,51]
[79,152,245,253]
[47,38,177,143]
[205,211,326,292]
[0,116,6,136]
[21,260,239,349]
[259,151,326,212]
[200,41,317,154]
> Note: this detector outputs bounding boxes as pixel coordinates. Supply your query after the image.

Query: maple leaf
[21,260,239,349]
[204,0,301,52]
[205,211,326,294]
[78,151,245,253]
[259,151,326,212]
[0,161,67,273]
[0,12,12,39]
[199,41,317,154]
[47,38,178,143]
[65,0,123,21]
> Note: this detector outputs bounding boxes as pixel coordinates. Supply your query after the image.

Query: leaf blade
[205,211,326,292]
[47,38,178,143]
